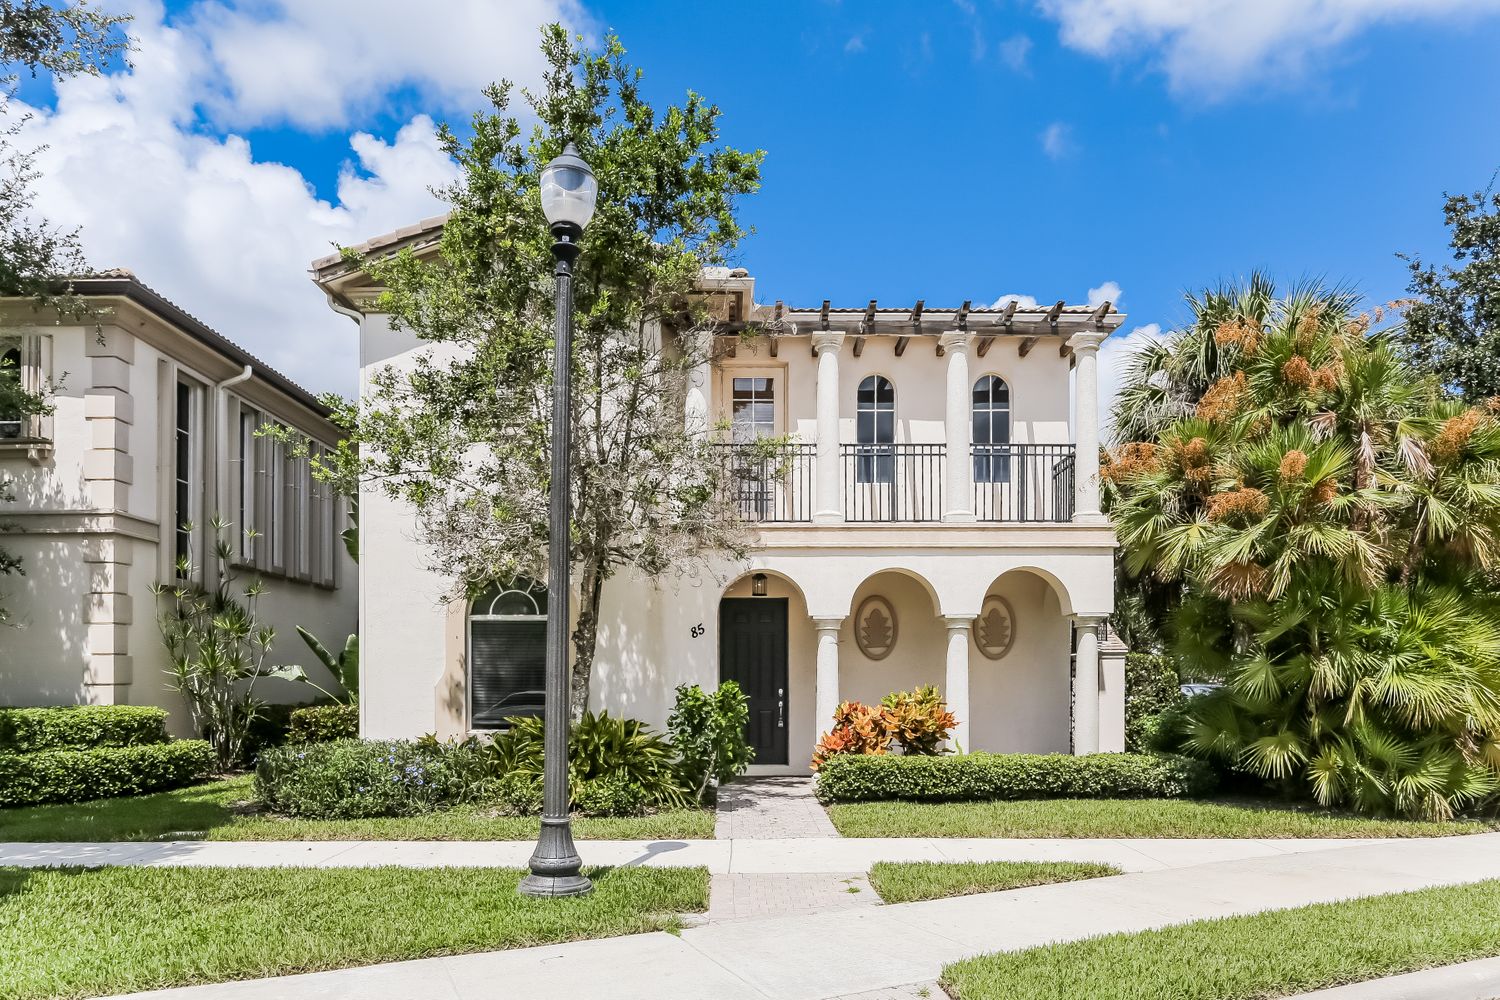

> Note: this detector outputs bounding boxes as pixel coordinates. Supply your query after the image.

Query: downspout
[210,364,254,547]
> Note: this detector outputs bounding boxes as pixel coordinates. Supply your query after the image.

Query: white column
[940,330,974,522]
[683,331,712,438]
[943,616,975,751]
[1067,331,1108,524]
[814,617,844,736]
[1072,615,1104,755]
[812,332,845,524]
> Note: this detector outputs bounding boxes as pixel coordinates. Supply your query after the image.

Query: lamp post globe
[519,142,597,899]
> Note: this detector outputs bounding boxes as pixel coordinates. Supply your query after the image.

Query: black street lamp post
[519,143,598,899]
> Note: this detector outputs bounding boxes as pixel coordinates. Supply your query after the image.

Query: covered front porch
[715,544,1124,774]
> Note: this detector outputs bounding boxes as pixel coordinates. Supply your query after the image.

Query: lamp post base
[518,871,595,898]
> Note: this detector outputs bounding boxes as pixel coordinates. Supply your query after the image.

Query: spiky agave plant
[1108,278,1500,819]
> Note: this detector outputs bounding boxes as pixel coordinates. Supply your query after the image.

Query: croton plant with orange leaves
[1106,275,1500,820]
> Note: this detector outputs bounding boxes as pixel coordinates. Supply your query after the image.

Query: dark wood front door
[719,598,789,765]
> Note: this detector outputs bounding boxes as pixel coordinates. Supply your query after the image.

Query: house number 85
[690,623,705,638]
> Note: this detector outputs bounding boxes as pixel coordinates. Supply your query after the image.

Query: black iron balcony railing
[714,442,816,523]
[971,444,1076,522]
[842,443,945,522]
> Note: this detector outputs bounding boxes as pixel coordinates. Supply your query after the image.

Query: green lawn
[867,860,1120,904]
[827,797,1500,839]
[0,864,707,1000]
[0,776,717,842]
[943,878,1500,1000]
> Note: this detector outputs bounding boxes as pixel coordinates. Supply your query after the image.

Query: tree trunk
[569,558,605,722]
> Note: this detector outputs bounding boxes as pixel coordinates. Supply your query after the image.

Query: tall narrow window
[0,345,21,440]
[731,376,775,440]
[173,380,199,574]
[972,375,1012,483]
[238,408,258,564]
[469,581,549,729]
[855,375,895,484]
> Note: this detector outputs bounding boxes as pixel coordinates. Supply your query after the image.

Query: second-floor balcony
[716,442,1077,524]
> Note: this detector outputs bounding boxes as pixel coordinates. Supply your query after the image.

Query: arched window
[469,580,548,729]
[972,375,1012,483]
[855,375,895,484]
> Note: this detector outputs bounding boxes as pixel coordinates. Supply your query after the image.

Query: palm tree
[1108,277,1500,819]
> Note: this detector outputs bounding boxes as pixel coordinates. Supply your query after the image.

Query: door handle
[777,688,785,728]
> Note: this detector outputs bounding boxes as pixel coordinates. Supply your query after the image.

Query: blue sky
[16,1,1500,401]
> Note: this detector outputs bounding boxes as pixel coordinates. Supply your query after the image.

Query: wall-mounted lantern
[751,573,768,597]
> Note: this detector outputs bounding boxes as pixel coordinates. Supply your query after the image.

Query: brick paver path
[704,872,878,921]
[714,776,840,839]
[828,985,943,1000]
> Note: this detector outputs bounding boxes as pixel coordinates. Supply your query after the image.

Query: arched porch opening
[966,568,1073,754]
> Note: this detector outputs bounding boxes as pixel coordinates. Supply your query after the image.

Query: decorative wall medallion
[854,595,898,660]
[973,595,1016,660]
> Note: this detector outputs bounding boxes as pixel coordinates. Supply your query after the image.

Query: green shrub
[254,739,467,819]
[814,751,1218,804]
[574,774,651,817]
[287,704,359,744]
[0,741,214,806]
[239,703,295,766]
[0,706,168,752]
[1125,653,1187,753]
[880,686,958,756]
[490,711,692,810]
[668,682,753,802]
[492,771,543,815]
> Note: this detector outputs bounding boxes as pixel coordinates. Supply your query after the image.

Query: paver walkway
[93,833,1500,1000]
[703,872,878,921]
[714,776,840,839]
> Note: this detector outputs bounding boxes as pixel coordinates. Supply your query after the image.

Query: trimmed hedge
[0,706,169,753]
[255,739,470,819]
[287,704,359,744]
[814,752,1218,804]
[0,741,215,807]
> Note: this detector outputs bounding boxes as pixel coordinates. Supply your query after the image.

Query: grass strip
[0,864,708,1000]
[943,878,1500,1000]
[0,775,716,842]
[827,797,1498,839]
[868,860,1120,904]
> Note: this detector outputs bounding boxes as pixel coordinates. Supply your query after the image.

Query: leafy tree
[1396,183,1500,401]
[308,27,762,717]
[0,1,129,620]
[667,681,752,803]
[1107,278,1500,819]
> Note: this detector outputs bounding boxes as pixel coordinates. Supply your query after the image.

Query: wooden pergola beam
[1059,342,1073,359]
[910,298,925,331]
[862,298,877,334]
[976,336,995,358]
[769,336,778,358]
[852,336,866,358]
[1090,299,1111,327]
[1018,336,1039,358]
[819,299,831,330]
[1046,299,1065,327]
[1002,299,1018,326]
[894,335,910,357]
[956,299,971,331]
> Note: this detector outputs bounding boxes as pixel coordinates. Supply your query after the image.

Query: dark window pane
[876,412,893,442]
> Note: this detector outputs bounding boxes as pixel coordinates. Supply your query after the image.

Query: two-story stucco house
[1,273,356,729]
[316,220,1126,772]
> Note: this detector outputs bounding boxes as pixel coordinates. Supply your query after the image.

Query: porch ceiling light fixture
[751,572,768,597]
[520,142,599,901]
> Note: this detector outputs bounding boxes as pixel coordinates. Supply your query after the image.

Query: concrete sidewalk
[98,833,1500,1000]
[0,834,1406,873]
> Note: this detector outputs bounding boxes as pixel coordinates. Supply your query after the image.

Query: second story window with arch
[469,580,548,729]
[972,374,1012,483]
[855,374,895,484]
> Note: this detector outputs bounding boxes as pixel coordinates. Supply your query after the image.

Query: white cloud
[991,293,1040,309]
[193,0,586,130]
[1039,121,1074,159]
[1099,322,1167,441]
[844,32,868,53]
[10,1,592,397]
[997,33,1033,72]
[1036,0,1500,98]
[1087,281,1121,308]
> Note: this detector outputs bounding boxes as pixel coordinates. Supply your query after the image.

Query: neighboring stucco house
[316,220,1127,772]
[0,273,357,731]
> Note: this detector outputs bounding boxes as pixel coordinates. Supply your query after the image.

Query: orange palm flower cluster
[1429,408,1487,465]
[1173,436,1214,489]
[1206,486,1270,523]
[1279,449,1309,481]
[1311,478,1338,506]
[1102,441,1161,483]
[1211,559,1269,600]
[1196,371,1249,422]
[1214,317,1262,354]
[1282,355,1315,389]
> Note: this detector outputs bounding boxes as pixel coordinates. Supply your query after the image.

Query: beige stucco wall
[0,313,355,729]
[969,569,1071,754]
